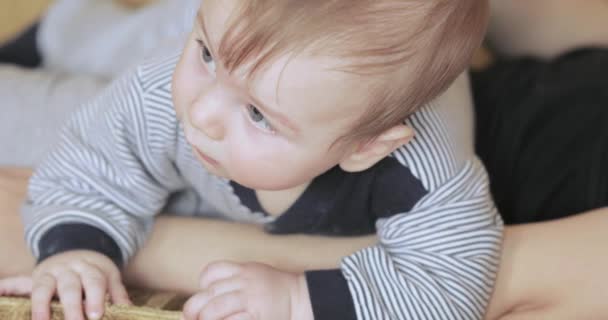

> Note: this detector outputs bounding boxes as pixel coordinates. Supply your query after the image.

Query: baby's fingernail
[88,311,101,320]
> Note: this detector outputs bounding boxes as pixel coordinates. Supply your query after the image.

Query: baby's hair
[214,0,489,144]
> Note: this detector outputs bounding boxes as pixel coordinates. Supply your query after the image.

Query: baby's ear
[339,124,414,172]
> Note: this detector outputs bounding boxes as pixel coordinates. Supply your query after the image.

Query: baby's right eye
[196,39,216,73]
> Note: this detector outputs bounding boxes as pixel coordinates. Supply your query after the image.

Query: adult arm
[124,216,377,293]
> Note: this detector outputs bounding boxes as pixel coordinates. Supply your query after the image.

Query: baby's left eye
[246,104,274,132]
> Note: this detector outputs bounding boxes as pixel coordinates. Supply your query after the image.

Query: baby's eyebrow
[196,10,299,134]
[249,93,300,134]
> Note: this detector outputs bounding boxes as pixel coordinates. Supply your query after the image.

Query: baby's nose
[200,120,225,141]
[189,102,227,141]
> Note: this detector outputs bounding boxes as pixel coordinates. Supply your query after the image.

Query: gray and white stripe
[342,105,502,319]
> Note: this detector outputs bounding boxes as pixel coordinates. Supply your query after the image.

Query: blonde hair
[215,0,489,144]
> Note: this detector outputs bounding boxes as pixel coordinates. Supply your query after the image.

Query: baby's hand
[30,250,131,320]
[0,276,33,296]
[182,261,313,320]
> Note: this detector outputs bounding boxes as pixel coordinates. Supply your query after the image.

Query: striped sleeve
[21,60,185,265]
[340,104,503,319]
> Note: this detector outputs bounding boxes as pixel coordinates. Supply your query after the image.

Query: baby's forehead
[199,0,379,123]
[252,54,372,123]
[199,0,233,40]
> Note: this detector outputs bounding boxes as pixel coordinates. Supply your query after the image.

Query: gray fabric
[0,65,108,166]
[0,0,199,166]
[39,0,199,77]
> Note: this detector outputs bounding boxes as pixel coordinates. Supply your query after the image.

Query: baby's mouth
[193,147,220,167]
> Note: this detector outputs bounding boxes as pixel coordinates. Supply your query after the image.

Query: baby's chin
[201,158,313,191]
[196,158,231,180]
[231,173,311,192]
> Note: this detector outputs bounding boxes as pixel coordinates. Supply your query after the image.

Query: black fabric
[306,270,357,320]
[231,156,428,236]
[472,48,608,224]
[0,22,42,68]
[38,223,124,268]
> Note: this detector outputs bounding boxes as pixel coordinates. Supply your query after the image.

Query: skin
[172,0,413,194]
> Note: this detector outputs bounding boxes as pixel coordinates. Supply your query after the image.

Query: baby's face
[172,0,369,191]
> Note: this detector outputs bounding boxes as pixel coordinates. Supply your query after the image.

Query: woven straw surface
[0,289,187,320]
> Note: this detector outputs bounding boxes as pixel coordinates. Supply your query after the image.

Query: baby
[20,0,501,319]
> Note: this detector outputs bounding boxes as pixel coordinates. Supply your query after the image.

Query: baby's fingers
[200,261,243,289]
[183,291,212,320]
[107,273,131,306]
[76,265,107,320]
[56,270,85,320]
[198,292,246,320]
[0,276,32,296]
[31,273,56,320]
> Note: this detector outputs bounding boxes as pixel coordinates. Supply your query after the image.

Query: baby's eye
[246,104,274,133]
[196,39,216,73]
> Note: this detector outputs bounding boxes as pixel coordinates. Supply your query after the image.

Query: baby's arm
[20,64,182,319]
[309,76,501,319]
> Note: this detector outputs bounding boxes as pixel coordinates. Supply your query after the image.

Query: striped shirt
[23,50,503,320]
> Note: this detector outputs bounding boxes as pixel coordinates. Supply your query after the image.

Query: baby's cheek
[172,49,202,120]
[228,145,301,189]
[233,147,277,177]
[171,69,189,120]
